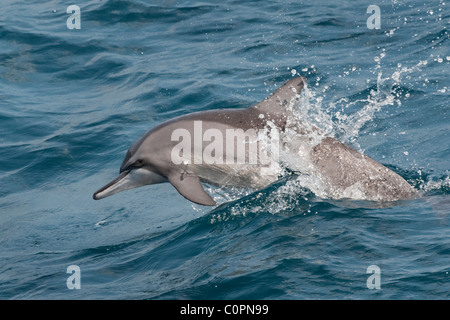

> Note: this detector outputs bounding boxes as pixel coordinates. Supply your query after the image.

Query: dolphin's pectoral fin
[168,172,216,206]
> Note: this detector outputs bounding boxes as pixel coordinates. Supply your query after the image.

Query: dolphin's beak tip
[91,171,132,201]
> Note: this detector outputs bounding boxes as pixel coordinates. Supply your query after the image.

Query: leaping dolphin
[93,77,418,205]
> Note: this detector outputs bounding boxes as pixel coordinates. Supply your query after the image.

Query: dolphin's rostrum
[93,77,418,205]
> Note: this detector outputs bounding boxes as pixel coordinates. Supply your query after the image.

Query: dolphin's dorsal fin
[253,77,305,116]
[168,172,216,206]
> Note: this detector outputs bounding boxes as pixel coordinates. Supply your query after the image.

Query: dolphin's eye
[134,159,144,167]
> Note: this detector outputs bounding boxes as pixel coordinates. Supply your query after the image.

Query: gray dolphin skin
[93,77,418,205]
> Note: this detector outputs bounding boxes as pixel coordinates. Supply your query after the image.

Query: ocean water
[0,0,449,300]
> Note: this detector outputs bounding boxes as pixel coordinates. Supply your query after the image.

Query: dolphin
[93,77,418,205]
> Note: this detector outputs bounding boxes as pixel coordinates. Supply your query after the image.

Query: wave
[84,0,218,26]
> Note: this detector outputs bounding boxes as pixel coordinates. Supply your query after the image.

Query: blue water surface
[0,0,449,299]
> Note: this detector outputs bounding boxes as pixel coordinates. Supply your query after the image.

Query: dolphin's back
[311,137,418,201]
